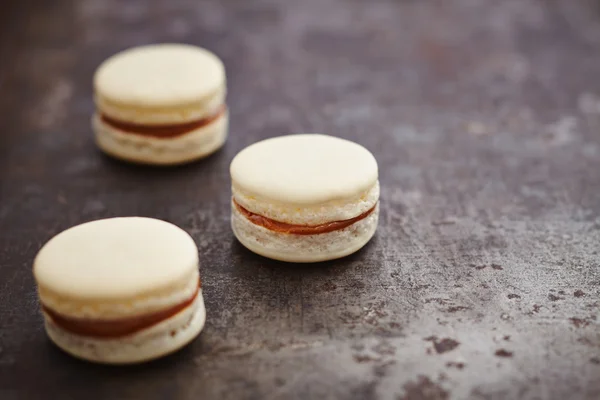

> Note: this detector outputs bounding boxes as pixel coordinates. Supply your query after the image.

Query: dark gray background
[0,0,599,399]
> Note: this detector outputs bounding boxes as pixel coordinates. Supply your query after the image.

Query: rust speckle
[491,264,503,270]
[425,337,460,354]
[569,318,590,328]
[574,290,586,298]
[353,354,379,363]
[446,361,465,369]
[507,294,521,299]
[548,294,563,302]
[495,349,513,357]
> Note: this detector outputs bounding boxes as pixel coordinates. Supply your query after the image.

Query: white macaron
[230,134,380,263]
[93,44,228,165]
[33,217,205,364]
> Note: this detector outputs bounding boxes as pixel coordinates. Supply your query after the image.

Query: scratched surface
[1,0,599,399]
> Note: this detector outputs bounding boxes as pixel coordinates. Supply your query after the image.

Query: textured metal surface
[1,0,599,399]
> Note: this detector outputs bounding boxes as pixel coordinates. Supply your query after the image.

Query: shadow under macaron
[95,141,228,174]
[41,328,202,370]
[229,234,378,273]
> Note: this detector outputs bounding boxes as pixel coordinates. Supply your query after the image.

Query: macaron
[33,217,205,364]
[92,44,228,165]
[230,134,380,263]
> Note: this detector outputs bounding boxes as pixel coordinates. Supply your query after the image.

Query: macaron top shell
[94,44,225,110]
[230,134,378,205]
[34,217,199,318]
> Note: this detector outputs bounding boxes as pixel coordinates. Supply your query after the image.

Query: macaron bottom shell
[92,110,228,166]
[231,202,379,263]
[44,291,206,364]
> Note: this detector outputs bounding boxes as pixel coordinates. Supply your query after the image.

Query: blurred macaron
[93,44,228,165]
[33,217,205,364]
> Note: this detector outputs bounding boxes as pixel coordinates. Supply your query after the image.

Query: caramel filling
[42,281,201,339]
[101,105,226,138]
[234,200,376,235]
